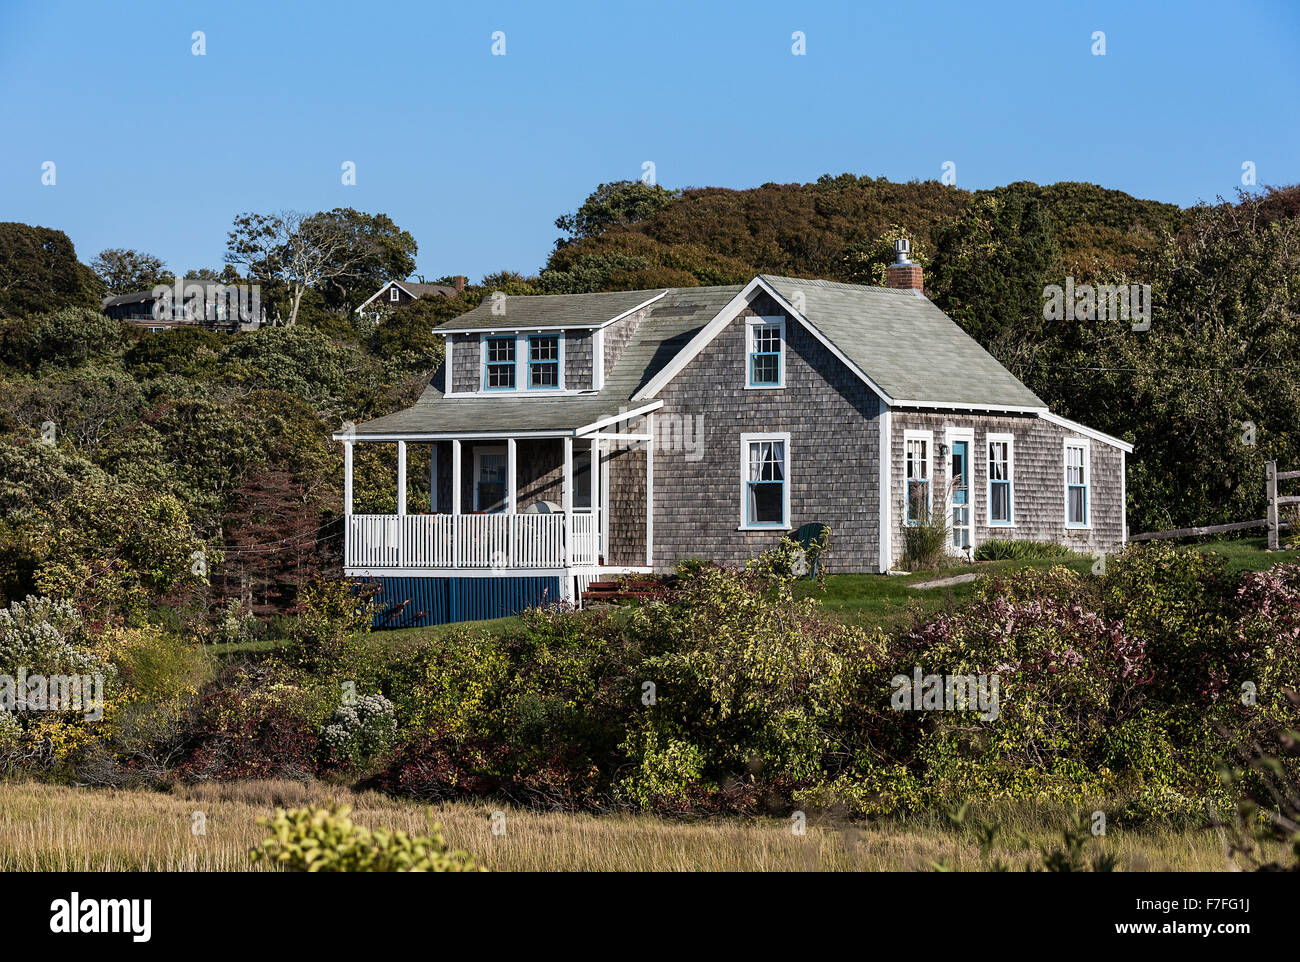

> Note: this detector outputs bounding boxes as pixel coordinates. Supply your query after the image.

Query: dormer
[436,289,670,397]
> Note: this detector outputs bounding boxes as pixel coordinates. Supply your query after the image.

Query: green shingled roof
[759,275,1045,409]
[348,285,743,436]
[431,288,669,332]
[346,276,1044,437]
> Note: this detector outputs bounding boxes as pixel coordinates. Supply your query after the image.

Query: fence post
[1267,460,1279,550]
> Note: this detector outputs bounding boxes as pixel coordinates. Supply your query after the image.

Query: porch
[339,418,657,604]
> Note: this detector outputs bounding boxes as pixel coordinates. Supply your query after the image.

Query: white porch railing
[346,511,601,569]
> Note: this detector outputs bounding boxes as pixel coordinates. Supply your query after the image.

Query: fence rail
[1131,460,1295,546]
[346,511,600,569]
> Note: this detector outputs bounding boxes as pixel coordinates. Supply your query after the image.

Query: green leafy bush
[321,694,397,768]
[250,804,483,872]
[974,539,1076,561]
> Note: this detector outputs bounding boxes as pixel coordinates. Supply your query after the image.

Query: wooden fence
[1131,460,1296,546]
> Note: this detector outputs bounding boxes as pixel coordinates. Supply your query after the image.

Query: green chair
[794,522,831,579]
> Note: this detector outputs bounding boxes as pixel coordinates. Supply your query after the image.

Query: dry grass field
[0,780,1271,871]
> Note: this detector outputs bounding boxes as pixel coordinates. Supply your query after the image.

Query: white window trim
[944,426,976,556]
[903,429,933,526]
[473,444,508,512]
[389,285,400,302]
[1064,437,1091,529]
[738,431,792,530]
[478,331,567,393]
[987,432,1015,528]
[744,315,786,390]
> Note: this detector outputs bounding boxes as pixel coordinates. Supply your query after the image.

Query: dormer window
[484,336,517,389]
[746,316,785,388]
[389,285,400,302]
[528,335,560,389]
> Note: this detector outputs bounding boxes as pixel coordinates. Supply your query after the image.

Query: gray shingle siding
[889,411,1125,566]
[650,292,882,574]
[563,330,594,391]
[450,334,480,394]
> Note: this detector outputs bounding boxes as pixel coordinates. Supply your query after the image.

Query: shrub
[901,490,952,570]
[321,694,397,768]
[249,804,483,872]
[974,539,1075,561]
[616,564,868,811]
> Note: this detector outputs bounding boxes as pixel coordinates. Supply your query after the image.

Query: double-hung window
[1064,440,1090,527]
[746,317,785,388]
[484,336,516,390]
[740,433,790,528]
[988,434,1014,526]
[389,285,400,302]
[904,431,932,525]
[528,334,560,389]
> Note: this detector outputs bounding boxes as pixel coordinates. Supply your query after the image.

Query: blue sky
[1,0,1297,283]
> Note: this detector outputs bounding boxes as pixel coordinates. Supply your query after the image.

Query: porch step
[580,578,662,605]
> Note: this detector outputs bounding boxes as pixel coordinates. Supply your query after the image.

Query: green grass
[1193,536,1300,572]
[794,555,1094,633]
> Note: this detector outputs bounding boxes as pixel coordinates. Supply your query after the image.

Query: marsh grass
[0,780,1274,872]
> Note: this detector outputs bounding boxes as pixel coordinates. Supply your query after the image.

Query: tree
[225,210,384,327]
[90,248,169,295]
[554,181,680,246]
[0,223,102,317]
[314,209,417,312]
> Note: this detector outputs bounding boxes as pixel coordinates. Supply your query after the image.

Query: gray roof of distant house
[399,282,459,298]
[101,278,232,309]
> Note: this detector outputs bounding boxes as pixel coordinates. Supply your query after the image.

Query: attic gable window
[746,316,785,388]
[484,336,517,390]
[389,285,400,302]
[528,334,561,389]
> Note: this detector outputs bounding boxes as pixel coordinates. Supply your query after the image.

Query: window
[746,316,785,388]
[740,433,790,528]
[904,431,932,525]
[988,434,1014,526]
[389,285,400,302]
[484,336,516,389]
[1065,440,1089,527]
[474,446,507,512]
[528,334,560,389]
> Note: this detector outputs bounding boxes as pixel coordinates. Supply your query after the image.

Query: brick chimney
[885,239,923,291]
[453,275,467,294]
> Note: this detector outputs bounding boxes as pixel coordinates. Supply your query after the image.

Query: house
[102,278,264,333]
[334,243,1132,626]
[355,277,467,321]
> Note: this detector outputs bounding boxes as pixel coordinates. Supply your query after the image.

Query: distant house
[335,243,1132,626]
[355,277,467,320]
[102,278,264,333]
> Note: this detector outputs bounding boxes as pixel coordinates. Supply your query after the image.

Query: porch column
[506,437,517,567]
[644,414,654,569]
[343,440,353,566]
[396,440,407,567]
[590,436,602,565]
[396,441,407,516]
[429,442,438,513]
[506,438,517,514]
[451,439,462,568]
[563,436,574,566]
[451,440,462,514]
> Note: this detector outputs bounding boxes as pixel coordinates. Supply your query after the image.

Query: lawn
[0,780,1269,872]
